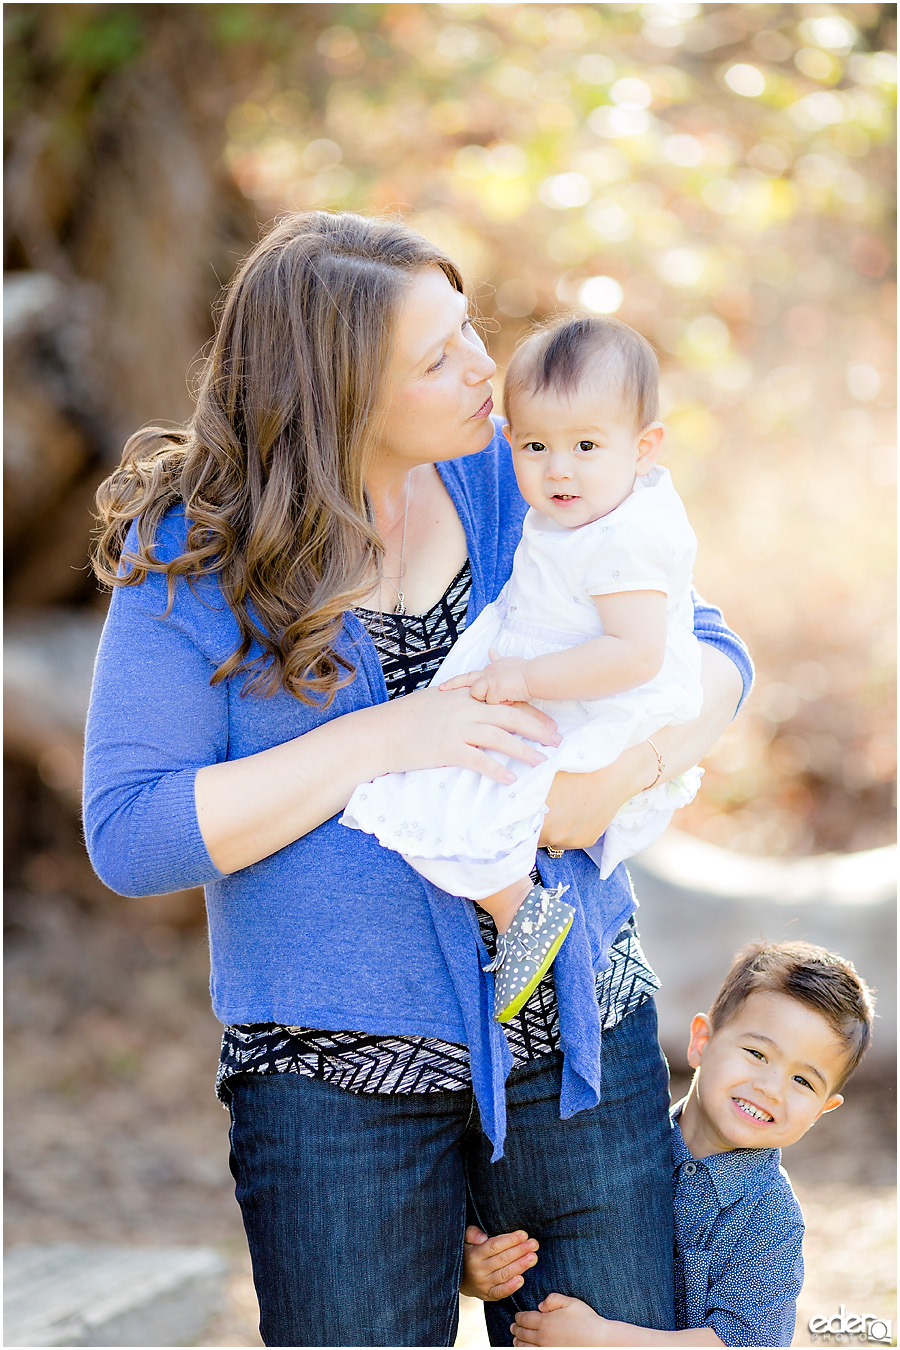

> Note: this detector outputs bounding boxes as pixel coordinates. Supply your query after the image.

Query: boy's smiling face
[679,990,847,1159]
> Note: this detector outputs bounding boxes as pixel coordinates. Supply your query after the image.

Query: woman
[84,212,751,1348]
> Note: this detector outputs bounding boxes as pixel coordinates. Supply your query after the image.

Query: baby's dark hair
[709,941,875,1091]
[503,314,659,430]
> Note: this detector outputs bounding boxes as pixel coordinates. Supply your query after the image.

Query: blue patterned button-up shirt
[672,1103,804,1348]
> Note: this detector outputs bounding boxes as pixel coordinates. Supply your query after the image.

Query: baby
[465,940,875,1347]
[344,316,703,1020]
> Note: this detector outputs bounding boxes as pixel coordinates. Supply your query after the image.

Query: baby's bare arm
[523,590,666,701]
[441,591,667,706]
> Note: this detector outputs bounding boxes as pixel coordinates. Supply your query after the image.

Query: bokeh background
[4,4,895,1346]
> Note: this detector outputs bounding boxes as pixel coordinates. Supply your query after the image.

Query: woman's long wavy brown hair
[92,212,466,705]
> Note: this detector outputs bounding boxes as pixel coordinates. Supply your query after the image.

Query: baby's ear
[501,423,512,445]
[636,422,665,474]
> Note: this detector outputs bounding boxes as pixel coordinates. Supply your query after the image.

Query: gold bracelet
[642,738,664,791]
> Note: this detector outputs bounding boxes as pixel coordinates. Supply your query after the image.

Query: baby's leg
[477,877,534,933]
[482,883,576,1024]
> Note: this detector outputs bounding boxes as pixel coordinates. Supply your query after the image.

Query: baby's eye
[524,441,547,453]
[577,440,597,452]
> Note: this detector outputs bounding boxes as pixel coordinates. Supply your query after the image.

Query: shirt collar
[670,1099,784,1209]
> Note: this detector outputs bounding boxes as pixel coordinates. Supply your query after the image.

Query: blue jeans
[227,997,674,1347]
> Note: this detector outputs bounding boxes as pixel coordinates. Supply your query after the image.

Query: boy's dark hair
[709,941,875,1090]
[503,314,659,430]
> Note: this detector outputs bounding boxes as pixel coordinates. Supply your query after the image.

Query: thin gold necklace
[382,473,412,615]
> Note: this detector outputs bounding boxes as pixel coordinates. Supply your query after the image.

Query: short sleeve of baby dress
[579,466,697,601]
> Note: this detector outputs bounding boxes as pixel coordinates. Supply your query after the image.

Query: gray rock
[629,829,896,1070]
[4,1243,227,1347]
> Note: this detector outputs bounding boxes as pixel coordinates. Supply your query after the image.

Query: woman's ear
[636,422,665,474]
[686,1013,712,1069]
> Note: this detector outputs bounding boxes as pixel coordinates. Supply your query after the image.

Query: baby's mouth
[552,493,578,501]
[733,1097,774,1123]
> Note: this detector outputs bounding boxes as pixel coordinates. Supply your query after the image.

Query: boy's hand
[440,651,533,705]
[461,1225,539,1301]
[513,1292,611,1346]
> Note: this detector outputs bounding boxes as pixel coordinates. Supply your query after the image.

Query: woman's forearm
[196,686,561,875]
[194,701,401,874]
[540,642,743,850]
[644,642,744,784]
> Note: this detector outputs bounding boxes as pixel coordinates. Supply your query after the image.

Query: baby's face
[504,378,656,528]
[685,991,847,1157]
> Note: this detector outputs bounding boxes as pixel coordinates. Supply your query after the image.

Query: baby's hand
[461,1225,539,1301]
[440,650,533,705]
[513,1292,611,1346]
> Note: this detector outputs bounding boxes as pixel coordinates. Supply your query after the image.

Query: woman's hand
[540,644,743,853]
[380,684,560,785]
[196,683,560,875]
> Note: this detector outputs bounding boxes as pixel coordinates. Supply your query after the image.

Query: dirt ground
[4,874,896,1348]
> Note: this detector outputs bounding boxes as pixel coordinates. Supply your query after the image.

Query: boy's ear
[501,422,512,445]
[686,1013,712,1069]
[817,1093,844,1120]
[636,422,665,474]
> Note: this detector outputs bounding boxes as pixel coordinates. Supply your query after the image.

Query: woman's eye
[427,353,447,374]
[577,440,596,452]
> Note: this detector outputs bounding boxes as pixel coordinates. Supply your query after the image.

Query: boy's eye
[744,1047,766,1061]
[793,1075,814,1091]
[577,440,596,452]
[524,441,546,453]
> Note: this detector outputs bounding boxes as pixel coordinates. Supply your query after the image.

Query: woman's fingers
[439,671,480,691]
[492,700,559,746]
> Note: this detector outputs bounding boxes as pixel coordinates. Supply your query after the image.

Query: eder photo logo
[809,1307,893,1344]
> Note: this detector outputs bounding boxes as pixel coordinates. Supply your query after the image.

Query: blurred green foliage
[4,2,895,855]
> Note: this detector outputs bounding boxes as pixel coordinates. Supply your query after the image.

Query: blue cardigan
[83,421,753,1157]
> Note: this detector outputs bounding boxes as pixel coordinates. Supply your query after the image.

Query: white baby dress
[342,465,703,897]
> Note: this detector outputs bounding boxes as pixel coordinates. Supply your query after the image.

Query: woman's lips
[471,396,493,419]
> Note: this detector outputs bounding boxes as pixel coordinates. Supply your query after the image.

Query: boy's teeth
[735,1098,773,1122]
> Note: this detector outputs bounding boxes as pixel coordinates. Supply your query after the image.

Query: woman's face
[373,267,497,471]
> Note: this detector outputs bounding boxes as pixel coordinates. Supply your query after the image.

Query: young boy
[463,941,874,1347]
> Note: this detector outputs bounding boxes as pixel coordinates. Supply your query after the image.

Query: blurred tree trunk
[4,4,263,608]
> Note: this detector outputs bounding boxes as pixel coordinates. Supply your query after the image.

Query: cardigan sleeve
[82,562,228,897]
[692,591,754,715]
